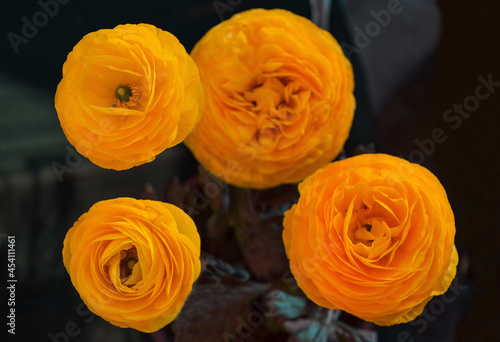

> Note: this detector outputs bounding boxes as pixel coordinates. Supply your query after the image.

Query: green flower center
[115,85,133,102]
[112,83,141,109]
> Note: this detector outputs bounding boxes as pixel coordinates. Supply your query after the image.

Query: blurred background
[0,0,498,341]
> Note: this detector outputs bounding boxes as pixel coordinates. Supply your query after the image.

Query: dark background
[0,0,498,341]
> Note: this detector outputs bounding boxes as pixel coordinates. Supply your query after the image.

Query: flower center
[349,202,393,260]
[353,221,383,247]
[243,76,304,147]
[112,83,141,109]
[120,246,139,284]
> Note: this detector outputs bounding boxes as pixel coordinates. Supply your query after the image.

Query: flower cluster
[56,8,458,335]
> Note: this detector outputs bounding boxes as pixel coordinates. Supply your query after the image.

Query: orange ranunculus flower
[55,24,204,170]
[282,154,458,325]
[184,9,355,189]
[62,198,201,332]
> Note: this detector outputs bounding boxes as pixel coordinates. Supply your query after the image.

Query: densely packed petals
[283,154,458,325]
[185,9,355,188]
[63,198,201,332]
[56,24,204,170]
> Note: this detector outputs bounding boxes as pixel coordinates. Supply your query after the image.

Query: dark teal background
[0,1,498,341]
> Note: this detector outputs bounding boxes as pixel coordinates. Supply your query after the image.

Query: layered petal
[55,24,204,170]
[184,9,355,188]
[62,197,201,332]
[282,154,458,325]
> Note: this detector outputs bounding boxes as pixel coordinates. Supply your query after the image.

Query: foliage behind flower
[185,9,355,189]
[55,24,204,170]
[282,154,458,325]
[62,197,201,332]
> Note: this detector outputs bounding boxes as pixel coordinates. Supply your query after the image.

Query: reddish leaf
[230,187,290,281]
[174,256,269,342]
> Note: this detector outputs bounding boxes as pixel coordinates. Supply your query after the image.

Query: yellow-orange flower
[282,154,458,325]
[55,24,204,170]
[62,198,201,332]
[184,9,355,189]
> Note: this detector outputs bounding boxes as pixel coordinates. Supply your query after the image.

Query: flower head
[55,24,204,170]
[282,154,458,325]
[62,198,201,332]
[184,9,355,189]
